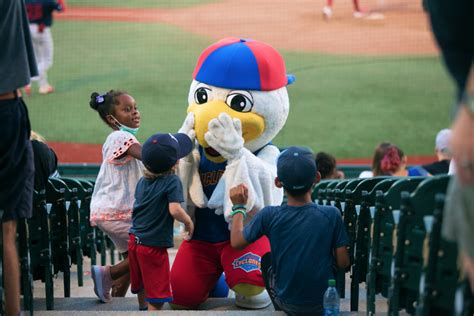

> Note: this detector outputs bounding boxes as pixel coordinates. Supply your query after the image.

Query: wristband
[230,209,247,219]
[232,204,246,211]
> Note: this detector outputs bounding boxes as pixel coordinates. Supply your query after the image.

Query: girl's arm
[115,143,141,160]
[169,202,194,240]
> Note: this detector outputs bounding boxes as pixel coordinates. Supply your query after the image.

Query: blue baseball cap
[142,133,193,174]
[277,147,317,191]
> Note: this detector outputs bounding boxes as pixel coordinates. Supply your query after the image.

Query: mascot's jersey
[192,145,267,243]
[192,146,229,242]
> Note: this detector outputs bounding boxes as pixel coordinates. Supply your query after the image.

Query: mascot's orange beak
[188,100,265,163]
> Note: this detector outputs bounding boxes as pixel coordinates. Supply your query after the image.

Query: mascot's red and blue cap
[192,37,295,91]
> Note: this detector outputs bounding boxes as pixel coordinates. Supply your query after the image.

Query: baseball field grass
[26,17,453,159]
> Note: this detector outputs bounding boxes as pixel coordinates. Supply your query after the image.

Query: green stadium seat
[311,180,332,203]
[416,193,459,315]
[106,235,116,265]
[388,175,450,314]
[18,215,33,312]
[329,179,351,298]
[24,189,55,310]
[366,176,426,315]
[49,177,84,288]
[325,181,340,207]
[340,178,365,269]
[46,179,71,298]
[76,179,98,266]
[346,177,389,311]
[314,180,339,206]
[454,280,474,316]
[77,179,107,266]
[96,226,108,266]
[332,179,351,212]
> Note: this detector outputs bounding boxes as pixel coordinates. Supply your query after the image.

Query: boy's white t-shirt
[90,130,144,226]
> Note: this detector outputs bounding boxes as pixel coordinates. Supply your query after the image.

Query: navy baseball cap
[142,133,193,174]
[277,146,317,191]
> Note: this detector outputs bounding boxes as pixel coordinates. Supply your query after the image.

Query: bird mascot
[170,37,294,309]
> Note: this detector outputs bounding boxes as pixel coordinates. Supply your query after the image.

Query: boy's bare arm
[169,202,194,240]
[335,246,350,269]
[230,184,250,250]
[231,213,249,250]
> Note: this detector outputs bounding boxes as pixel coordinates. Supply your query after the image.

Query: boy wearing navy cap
[229,146,350,315]
[128,132,194,310]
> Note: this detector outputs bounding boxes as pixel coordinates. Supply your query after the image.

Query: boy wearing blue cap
[229,146,350,315]
[128,132,194,310]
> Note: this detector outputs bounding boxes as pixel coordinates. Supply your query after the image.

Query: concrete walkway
[28,245,390,315]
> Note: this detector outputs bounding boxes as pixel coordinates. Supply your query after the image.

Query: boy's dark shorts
[0,96,34,222]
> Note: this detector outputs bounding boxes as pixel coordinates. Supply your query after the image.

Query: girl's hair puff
[89,90,128,125]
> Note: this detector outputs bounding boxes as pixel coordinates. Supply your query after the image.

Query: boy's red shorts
[128,234,172,303]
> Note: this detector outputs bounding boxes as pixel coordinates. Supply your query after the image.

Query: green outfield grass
[67,0,217,8]
[26,19,453,159]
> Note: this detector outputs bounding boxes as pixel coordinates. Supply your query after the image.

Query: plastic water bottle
[323,279,340,316]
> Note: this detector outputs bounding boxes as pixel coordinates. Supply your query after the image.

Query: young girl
[88,90,144,306]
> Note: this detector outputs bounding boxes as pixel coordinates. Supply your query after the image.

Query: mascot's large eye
[194,87,211,104]
[225,91,253,112]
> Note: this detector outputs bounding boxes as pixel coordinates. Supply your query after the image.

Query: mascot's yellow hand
[204,113,244,161]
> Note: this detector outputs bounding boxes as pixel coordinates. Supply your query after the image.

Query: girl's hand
[230,184,248,205]
[179,112,196,143]
[182,220,194,241]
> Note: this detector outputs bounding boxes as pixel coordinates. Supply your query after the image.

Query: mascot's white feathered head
[187,38,294,163]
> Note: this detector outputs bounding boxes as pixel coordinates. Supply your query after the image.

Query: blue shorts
[0,96,34,222]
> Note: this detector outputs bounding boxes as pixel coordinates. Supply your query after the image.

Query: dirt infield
[57,0,438,56]
[53,0,439,164]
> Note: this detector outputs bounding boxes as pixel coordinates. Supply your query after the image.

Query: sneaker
[322,6,333,19]
[353,10,366,18]
[24,85,31,96]
[91,265,113,303]
[38,85,54,95]
[235,290,271,309]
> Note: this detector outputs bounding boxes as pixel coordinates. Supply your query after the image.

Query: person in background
[322,0,364,19]
[24,0,66,95]
[0,0,38,314]
[31,131,59,191]
[316,152,345,179]
[371,142,429,177]
[427,0,474,290]
[421,128,452,175]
